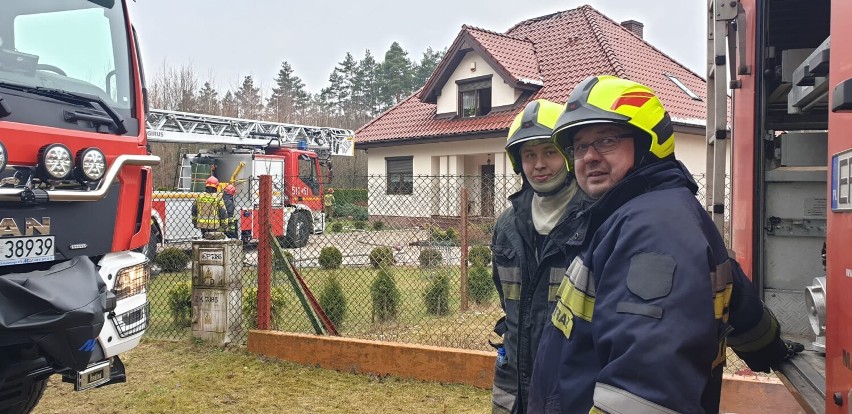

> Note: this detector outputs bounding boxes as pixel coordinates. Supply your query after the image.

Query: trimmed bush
[419,248,443,268]
[243,286,288,329]
[167,281,192,327]
[445,227,460,245]
[351,205,369,221]
[468,264,495,304]
[330,222,344,233]
[273,250,295,271]
[468,245,492,267]
[155,247,190,273]
[428,226,446,242]
[371,220,385,231]
[353,221,367,230]
[333,188,368,205]
[318,275,347,328]
[424,273,451,316]
[369,246,395,269]
[371,268,400,322]
[318,246,343,269]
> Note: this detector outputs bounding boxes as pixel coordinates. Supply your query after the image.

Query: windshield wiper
[0,81,127,134]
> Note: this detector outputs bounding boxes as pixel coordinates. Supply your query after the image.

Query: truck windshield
[0,0,133,111]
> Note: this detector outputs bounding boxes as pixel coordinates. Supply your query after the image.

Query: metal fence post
[460,188,469,311]
[257,174,272,330]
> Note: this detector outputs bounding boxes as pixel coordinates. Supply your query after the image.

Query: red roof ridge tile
[463,24,525,41]
[505,8,577,33]
[581,6,625,78]
[588,7,707,83]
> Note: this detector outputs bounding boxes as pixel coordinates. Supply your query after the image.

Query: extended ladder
[146,109,355,158]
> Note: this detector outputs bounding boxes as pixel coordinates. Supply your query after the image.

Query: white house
[356,5,728,219]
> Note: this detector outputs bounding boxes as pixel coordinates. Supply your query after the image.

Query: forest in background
[149,43,445,189]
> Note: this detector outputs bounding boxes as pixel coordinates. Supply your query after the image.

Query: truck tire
[282,212,310,248]
[0,376,48,414]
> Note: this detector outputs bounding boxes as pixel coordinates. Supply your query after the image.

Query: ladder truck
[706,0,852,412]
[144,109,354,256]
[0,1,160,412]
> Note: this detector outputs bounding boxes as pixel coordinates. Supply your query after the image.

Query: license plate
[0,235,55,266]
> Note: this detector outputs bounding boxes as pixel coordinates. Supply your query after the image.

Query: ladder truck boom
[146,109,355,157]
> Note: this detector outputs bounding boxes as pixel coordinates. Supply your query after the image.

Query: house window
[666,74,702,101]
[386,156,413,195]
[458,78,492,117]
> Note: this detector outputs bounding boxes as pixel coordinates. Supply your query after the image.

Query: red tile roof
[356,5,710,145]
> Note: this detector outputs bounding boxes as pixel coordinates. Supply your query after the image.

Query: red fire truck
[706,0,852,412]
[144,109,353,253]
[0,0,160,412]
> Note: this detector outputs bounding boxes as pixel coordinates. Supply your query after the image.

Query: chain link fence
[145,173,755,374]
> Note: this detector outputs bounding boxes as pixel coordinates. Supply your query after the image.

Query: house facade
[356,5,729,218]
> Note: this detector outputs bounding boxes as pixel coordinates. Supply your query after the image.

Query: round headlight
[38,143,73,180]
[0,141,7,173]
[76,147,106,181]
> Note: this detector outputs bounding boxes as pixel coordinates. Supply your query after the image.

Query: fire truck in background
[144,109,354,254]
[706,0,852,412]
[0,0,160,412]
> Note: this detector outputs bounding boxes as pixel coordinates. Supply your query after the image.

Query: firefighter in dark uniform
[491,99,588,414]
[222,184,238,239]
[191,176,228,238]
[527,76,799,413]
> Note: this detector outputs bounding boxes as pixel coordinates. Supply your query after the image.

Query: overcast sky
[128,0,706,94]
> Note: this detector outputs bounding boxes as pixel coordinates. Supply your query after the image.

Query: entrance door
[480,165,495,217]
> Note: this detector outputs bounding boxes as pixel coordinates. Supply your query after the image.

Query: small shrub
[428,226,446,242]
[353,221,367,230]
[371,220,385,231]
[468,245,492,267]
[243,286,288,329]
[419,248,443,268]
[318,275,347,328]
[445,228,460,245]
[371,268,400,322]
[333,203,354,219]
[274,250,295,271]
[318,246,343,269]
[351,205,369,221]
[369,246,395,269]
[155,247,190,273]
[424,273,451,316]
[330,222,343,233]
[167,281,192,327]
[468,264,495,304]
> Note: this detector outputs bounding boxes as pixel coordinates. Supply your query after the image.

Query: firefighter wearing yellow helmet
[527,76,796,414]
[491,99,589,414]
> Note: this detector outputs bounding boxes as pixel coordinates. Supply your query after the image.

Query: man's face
[520,140,565,184]
[571,124,635,199]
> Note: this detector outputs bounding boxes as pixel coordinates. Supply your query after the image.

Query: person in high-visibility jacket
[324,187,335,219]
[526,76,799,414]
[191,176,228,236]
[222,184,238,239]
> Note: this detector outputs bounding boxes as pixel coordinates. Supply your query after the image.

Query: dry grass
[33,339,490,414]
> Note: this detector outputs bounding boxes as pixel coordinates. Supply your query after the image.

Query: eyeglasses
[566,134,632,159]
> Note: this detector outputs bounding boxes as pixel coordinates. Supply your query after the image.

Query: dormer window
[457,75,492,117]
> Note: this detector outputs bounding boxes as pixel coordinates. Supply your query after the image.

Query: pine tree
[235,75,263,119]
[413,47,445,88]
[221,91,238,117]
[267,61,309,122]
[353,49,381,121]
[379,42,415,108]
[197,81,219,115]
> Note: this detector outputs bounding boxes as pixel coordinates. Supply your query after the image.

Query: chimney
[621,20,644,39]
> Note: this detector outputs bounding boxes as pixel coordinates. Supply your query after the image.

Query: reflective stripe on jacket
[527,160,783,414]
[194,193,226,230]
[491,179,588,414]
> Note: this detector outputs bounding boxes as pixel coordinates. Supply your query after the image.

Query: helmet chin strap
[527,166,569,195]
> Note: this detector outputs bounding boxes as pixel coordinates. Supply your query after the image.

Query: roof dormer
[420,26,543,117]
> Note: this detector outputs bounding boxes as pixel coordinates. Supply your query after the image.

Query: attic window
[457,77,492,117]
[666,74,702,101]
